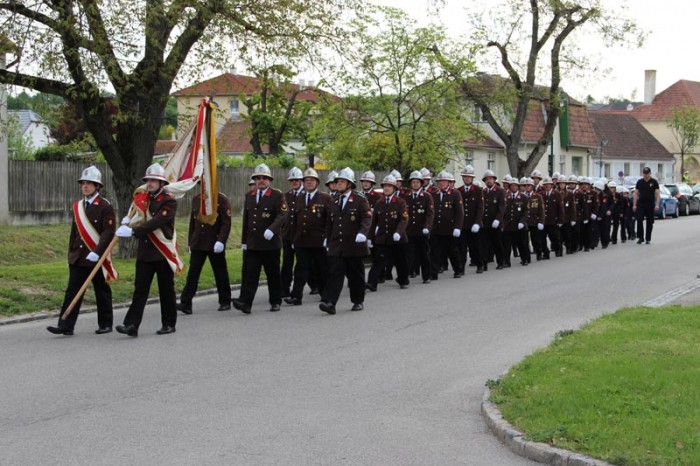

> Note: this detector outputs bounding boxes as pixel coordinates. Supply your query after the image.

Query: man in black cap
[633,167,660,244]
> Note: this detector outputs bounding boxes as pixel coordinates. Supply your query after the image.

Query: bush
[34,144,69,161]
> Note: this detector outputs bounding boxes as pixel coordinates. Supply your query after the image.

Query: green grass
[0,218,246,317]
[489,306,700,466]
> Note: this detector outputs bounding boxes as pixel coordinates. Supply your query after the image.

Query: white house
[8,109,54,151]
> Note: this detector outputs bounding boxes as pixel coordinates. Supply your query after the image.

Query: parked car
[665,183,700,216]
[656,185,679,218]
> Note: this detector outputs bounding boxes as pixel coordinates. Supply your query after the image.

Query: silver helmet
[252,163,273,180]
[482,170,497,181]
[435,170,452,181]
[408,170,423,182]
[287,167,303,180]
[542,176,554,185]
[567,175,579,184]
[381,174,398,188]
[360,170,376,183]
[607,181,618,189]
[303,168,320,181]
[325,170,338,186]
[78,165,103,186]
[336,167,356,185]
[390,169,403,181]
[142,163,169,185]
[420,167,432,179]
[530,169,543,179]
[461,165,476,177]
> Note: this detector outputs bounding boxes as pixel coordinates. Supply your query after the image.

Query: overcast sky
[375,0,697,103]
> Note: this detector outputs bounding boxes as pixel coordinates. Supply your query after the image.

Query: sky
[373,0,699,103]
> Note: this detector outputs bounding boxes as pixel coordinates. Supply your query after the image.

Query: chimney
[626,103,634,111]
[644,70,656,105]
[308,80,315,88]
[230,66,237,75]
[299,79,306,89]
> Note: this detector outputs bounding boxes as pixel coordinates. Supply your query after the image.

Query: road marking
[643,277,700,307]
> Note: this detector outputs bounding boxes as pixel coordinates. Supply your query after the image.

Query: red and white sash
[145,208,185,274]
[73,200,118,282]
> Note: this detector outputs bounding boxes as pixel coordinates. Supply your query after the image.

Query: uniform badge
[517,206,521,211]
[162,210,168,216]
[227,209,232,217]
[351,215,356,221]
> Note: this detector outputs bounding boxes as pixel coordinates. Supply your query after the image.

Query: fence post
[0,39,11,226]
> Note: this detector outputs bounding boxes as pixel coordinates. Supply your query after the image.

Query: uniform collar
[84,192,99,205]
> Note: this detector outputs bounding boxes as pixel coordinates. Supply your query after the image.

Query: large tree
[0,0,356,250]
[669,105,700,182]
[433,0,642,177]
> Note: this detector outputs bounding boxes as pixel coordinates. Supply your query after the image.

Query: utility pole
[0,36,15,226]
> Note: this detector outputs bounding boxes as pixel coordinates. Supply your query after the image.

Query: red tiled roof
[172,73,340,104]
[588,113,673,160]
[521,100,598,148]
[630,80,700,121]
[521,100,546,143]
[463,135,503,150]
[154,140,177,155]
[216,119,268,155]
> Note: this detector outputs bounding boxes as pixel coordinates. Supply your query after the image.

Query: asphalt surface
[2,216,699,466]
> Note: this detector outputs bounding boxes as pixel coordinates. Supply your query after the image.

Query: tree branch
[0,68,72,97]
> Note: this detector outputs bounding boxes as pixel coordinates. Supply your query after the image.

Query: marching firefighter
[502,177,530,266]
[458,165,485,273]
[522,177,544,262]
[430,171,464,279]
[540,176,565,258]
[404,170,434,283]
[481,170,506,270]
[281,167,304,299]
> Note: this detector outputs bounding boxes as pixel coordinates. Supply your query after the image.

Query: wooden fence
[8,160,391,221]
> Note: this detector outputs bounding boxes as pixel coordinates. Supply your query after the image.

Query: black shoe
[351,303,364,311]
[646,240,651,245]
[602,245,608,249]
[611,241,617,245]
[47,325,73,336]
[584,247,590,251]
[365,283,377,292]
[621,240,626,243]
[377,278,385,284]
[422,279,431,284]
[496,264,504,270]
[95,327,112,334]
[232,298,251,314]
[400,284,409,289]
[284,297,302,306]
[269,304,281,312]
[319,301,336,315]
[409,273,417,278]
[637,239,644,244]
[555,251,563,257]
[217,304,231,312]
[504,263,511,268]
[476,266,483,274]
[176,302,192,315]
[483,265,488,272]
[156,326,176,335]
[309,288,320,295]
[116,324,138,337]
[453,272,463,278]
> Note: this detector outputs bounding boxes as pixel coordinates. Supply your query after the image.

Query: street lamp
[599,137,608,177]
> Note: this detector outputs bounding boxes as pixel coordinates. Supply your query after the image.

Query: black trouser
[430,235,461,278]
[124,259,176,329]
[590,217,600,248]
[528,226,542,259]
[580,220,592,250]
[368,243,409,287]
[482,226,504,266]
[541,224,561,257]
[407,235,431,281]
[598,215,611,247]
[322,255,366,305]
[570,221,580,252]
[239,249,281,306]
[503,229,529,265]
[291,247,328,300]
[559,224,571,252]
[180,249,231,307]
[280,240,295,296]
[611,216,622,243]
[636,203,655,241]
[461,229,483,268]
[625,215,635,239]
[57,264,113,330]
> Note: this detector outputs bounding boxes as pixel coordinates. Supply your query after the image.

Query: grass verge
[489,306,700,466]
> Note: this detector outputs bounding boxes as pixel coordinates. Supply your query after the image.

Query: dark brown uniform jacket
[403,190,435,237]
[362,189,381,210]
[458,184,484,229]
[503,191,529,231]
[132,190,177,262]
[326,191,372,257]
[581,189,599,219]
[431,189,464,235]
[561,190,577,223]
[68,194,116,266]
[370,194,409,245]
[573,189,584,221]
[542,189,566,225]
[242,188,288,251]
[526,192,544,227]
[188,192,232,251]
[483,186,506,225]
[282,189,304,241]
[292,190,332,248]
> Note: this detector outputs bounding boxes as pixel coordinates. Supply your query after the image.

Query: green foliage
[34,144,69,161]
[669,105,700,176]
[7,91,63,127]
[217,153,303,169]
[158,124,175,140]
[5,114,35,160]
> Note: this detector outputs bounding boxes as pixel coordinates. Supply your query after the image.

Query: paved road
[2,216,699,466]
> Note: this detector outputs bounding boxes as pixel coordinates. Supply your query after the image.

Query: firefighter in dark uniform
[579,178,598,251]
[325,170,339,199]
[367,175,410,290]
[458,165,485,274]
[481,170,506,270]
[502,178,530,266]
[47,166,116,336]
[560,175,578,254]
[430,170,464,279]
[609,182,624,244]
[177,191,232,314]
[403,170,434,283]
[622,186,635,242]
[541,176,565,258]
[360,171,380,209]
[594,180,614,249]
[320,167,372,315]
[280,167,304,298]
[522,177,544,262]
[420,167,434,194]
[115,163,180,337]
[232,163,288,314]
[284,168,332,306]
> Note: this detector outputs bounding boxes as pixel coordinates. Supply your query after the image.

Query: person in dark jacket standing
[320,168,372,315]
[458,165,485,274]
[502,178,530,266]
[429,170,464,279]
[609,182,624,244]
[522,177,544,262]
[280,167,304,298]
[177,191,232,314]
[481,170,506,270]
[404,170,434,283]
[47,166,116,336]
[232,163,288,314]
[633,167,661,244]
[115,163,182,337]
[540,176,565,258]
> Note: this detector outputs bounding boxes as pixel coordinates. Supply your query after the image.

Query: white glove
[583,220,588,224]
[323,239,327,248]
[115,225,133,237]
[393,232,401,242]
[213,241,224,253]
[517,223,525,230]
[537,223,544,231]
[241,244,247,251]
[355,233,367,243]
[557,223,563,228]
[263,229,274,241]
[422,228,430,236]
[590,213,597,220]
[375,226,379,234]
[471,224,480,234]
[86,252,99,262]
[452,228,461,238]
[121,216,131,225]
[491,220,500,229]
[367,239,373,248]
[570,221,576,226]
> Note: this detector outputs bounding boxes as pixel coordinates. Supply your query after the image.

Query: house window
[657,163,664,181]
[230,99,239,119]
[559,154,565,173]
[639,163,646,176]
[571,156,582,175]
[473,105,483,122]
[465,150,474,165]
[487,152,495,171]
[604,163,611,179]
[623,162,630,176]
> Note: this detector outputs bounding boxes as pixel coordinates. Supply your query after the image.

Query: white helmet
[509,177,520,186]
[621,186,630,194]
[360,170,376,183]
[408,170,423,182]
[593,180,605,191]
[420,167,432,179]
[381,174,398,188]
[143,163,169,185]
[248,176,256,186]
[325,170,338,186]
[482,170,497,181]
[252,163,273,180]
[607,181,618,189]
[567,175,579,184]
[78,165,103,186]
[336,167,356,185]
[542,176,554,185]
[436,170,453,182]
[522,177,534,186]
[461,165,476,177]
[579,177,590,184]
[502,175,513,183]
[303,168,320,181]
[530,170,543,179]
[390,169,403,181]
[287,167,303,180]
[552,171,561,180]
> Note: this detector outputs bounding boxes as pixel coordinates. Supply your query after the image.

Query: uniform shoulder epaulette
[100,197,112,205]
[356,190,367,199]
[271,188,283,194]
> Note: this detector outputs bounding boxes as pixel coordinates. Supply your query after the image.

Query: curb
[0,281,265,327]
[481,387,614,466]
